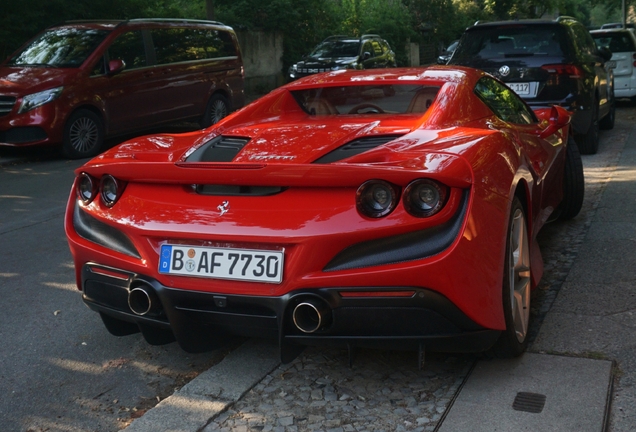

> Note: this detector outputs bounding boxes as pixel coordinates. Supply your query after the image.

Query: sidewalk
[439,109,636,431]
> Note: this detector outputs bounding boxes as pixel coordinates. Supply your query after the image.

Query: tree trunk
[206,0,215,21]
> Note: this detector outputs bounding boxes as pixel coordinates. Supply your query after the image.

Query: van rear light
[541,64,583,78]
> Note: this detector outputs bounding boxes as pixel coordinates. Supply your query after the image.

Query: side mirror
[540,105,571,138]
[107,59,125,75]
[362,51,371,60]
[598,46,613,62]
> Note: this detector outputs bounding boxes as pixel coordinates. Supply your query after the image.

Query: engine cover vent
[313,134,404,164]
[186,136,251,162]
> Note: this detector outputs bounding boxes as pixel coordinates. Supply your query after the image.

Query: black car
[448,16,615,154]
[288,34,396,81]
[437,40,458,65]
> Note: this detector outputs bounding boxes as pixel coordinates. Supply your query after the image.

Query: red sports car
[65,66,584,362]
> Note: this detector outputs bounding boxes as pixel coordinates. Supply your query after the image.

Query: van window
[8,28,109,67]
[151,28,237,65]
[108,31,147,70]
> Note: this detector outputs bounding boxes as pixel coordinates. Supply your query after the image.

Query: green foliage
[2,0,634,65]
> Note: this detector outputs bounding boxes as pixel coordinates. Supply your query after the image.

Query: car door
[91,29,166,134]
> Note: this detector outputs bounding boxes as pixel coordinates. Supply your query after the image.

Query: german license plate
[606,61,616,69]
[508,83,530,95]
[159,244,284,283]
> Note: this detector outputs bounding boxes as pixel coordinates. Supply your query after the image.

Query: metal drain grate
[512,392,546,413]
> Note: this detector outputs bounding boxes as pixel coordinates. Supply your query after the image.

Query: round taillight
[76,173,96,204]
[100,175,125,207]
[403,179,448,217]
[356,180,399,218]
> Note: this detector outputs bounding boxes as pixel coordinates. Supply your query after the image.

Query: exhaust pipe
[128,285,160,316]
[292,298,332,333]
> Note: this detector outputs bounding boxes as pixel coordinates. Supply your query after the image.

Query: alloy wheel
[69,116,99,153]
[509,208,531,343]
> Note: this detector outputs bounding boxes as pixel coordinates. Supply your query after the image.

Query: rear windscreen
[592,33,636,53]
[291,85,441,115]
[453,25,566,61]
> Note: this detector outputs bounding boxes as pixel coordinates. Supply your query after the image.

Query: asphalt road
[0,129,236,432]
[0,102,633,432]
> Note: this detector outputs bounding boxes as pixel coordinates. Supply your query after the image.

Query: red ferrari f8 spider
[65,66,584,361]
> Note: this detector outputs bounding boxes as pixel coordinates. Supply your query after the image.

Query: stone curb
[120,339,280,432]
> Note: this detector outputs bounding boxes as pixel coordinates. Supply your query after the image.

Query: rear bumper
[614,74,636,98]
[81,263,500,362]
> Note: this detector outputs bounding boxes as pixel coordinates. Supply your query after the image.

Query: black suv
[288,35,396,81]
[448,16,615,154]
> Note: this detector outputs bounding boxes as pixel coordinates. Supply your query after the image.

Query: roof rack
[56,18,226,27]
[322,34,381,42]
[128,18,225,26]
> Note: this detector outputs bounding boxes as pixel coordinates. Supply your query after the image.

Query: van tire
[62,109,105,159]
[201,93,230,128]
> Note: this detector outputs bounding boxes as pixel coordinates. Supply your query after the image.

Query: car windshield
[291,85,440,115]
[309,40,360,58]
[454,25,566,60]
[8,27,110,68]
[592,33,636,52]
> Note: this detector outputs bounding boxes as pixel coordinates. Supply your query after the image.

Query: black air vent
[186,136,250,162]
[313,134,404,164]
[195,185,286,196]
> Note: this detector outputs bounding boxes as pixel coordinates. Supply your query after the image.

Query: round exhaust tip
[292,300,331,333]
[128,286,152,316]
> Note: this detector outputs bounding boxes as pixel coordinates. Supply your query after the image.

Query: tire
[200,93,230,128]
[575,98,599,155]
[61,109,105,159]
[557,136,585,220]
[489,197,531,358]
[599,93,615,130]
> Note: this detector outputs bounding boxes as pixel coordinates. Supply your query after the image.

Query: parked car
[436,40,458,64]
[288,34,396,81]
[0,19,245,159]
[65,66,584,362]
[600,23,636,30]
[591,28,636,101]
[448,16,615,154]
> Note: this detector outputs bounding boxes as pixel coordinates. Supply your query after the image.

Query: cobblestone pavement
[204,104,634,432]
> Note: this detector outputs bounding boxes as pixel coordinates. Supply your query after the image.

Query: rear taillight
[541,64,583,78]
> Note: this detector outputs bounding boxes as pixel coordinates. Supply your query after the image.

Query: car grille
[0,96,16,117]
[297,68,331,74]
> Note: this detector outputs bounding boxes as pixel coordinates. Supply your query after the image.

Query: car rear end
[591,29,636,99]
[449,22,592,129]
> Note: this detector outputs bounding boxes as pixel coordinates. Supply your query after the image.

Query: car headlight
[403,179,449,217]
[17,86,64,114]
[76,173,97,204]
[356,180,399,218]
[100,175,126,207]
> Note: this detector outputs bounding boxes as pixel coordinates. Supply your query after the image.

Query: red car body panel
[65,66,574,357]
